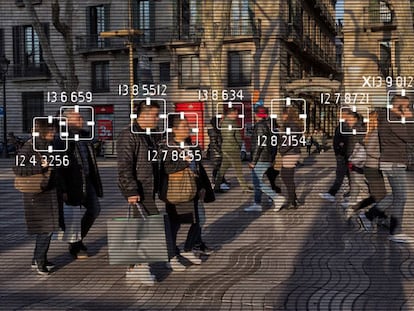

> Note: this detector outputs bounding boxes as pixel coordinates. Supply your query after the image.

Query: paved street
[1,149,414,310]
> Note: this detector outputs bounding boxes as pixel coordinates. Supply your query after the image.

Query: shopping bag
[14,171,50,194]
[56,204,83,243]
[107,204,173,265]
[167,167,197,204]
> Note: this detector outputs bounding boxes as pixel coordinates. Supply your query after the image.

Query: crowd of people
[12,94,414,286]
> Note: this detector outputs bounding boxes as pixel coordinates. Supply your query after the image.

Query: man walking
[117,100,161,285]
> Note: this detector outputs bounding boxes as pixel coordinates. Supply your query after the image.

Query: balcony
[76,35,126,53]
[363,5,396,31]
[225,19,260,38]
[10,62,50,80]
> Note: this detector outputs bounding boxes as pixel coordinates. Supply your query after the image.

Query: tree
[200,0,233,110]
[23,0,78,92]
[389,0,414,76]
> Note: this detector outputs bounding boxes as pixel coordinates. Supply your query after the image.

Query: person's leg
[166,204,181,256]
[256,162,280,200]
[214,154,231,190]
[183,222,201,252]
[386,167,407,235]
[252,163,263,203]
[81,178,101,240]
[34,232,53,267]
[281,167,296,205]
[231,156,249,190]
[328,155,348,196]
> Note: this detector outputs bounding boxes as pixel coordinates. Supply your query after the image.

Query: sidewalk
[1,149,414,310]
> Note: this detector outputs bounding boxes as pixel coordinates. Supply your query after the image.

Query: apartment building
[0,0,339,150]
[343,0,414,110]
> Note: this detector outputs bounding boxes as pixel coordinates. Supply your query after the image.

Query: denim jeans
[252,162,279,203]
[376,163,408,234]
[33,232,53,266]
[329,155,349,196]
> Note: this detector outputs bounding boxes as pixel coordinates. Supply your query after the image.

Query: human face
[137,107,160,129]
[173,119,190,142]
[66,112,84,130]
[44,129,55,142]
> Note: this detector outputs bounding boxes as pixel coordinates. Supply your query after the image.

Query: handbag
[166,167,197,204]
[56,204,83,243]
[14,171,50,194]
[107,204,173,265]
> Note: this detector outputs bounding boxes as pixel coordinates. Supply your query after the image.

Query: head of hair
[35,118,55,139]
[282,106,300,123]
[168,114,188,130]
[135,100,160,118]
[226,107,238,115]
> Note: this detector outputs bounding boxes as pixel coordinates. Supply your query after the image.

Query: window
[134,57,153,84]
[159,62,171,82]
[22,92,44,133]
[92,61,110,92]
[0,29,4,58]
[12,24,49,78]
[231,0,252,35]
[133,0,154,43]
[179,55,200,88]
[87,5,110,48]
[177,0,201,39]
[228,51,251,87]
[379,40,391,77]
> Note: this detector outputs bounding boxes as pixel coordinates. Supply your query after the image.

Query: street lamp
[0,55,10,158]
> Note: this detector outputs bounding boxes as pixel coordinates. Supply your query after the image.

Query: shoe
[244,203,263,212]
[388,233,414,244]
[198,243,213,255]
[167,257,186,272]
[319,193,336,202]
[76,250,89,259]
[31,260,55,270]
[126,264,156,286]
[181,251,202,265]
[242,186,254,193]
[358,213,372,232]
[79,242,88,251]
[36,265,50,276]
[273,196,286,212]
[220,183,230,191]
[214,188,227,194]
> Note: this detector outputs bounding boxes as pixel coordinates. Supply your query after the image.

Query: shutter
[86,6,92,34]
[0,29,4,57]
[104,4,110,31]
[12,26,23,66]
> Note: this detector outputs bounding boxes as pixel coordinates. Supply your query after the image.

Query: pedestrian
[279,107,302,209]
[160,114,212,270]
[244,107,285,212]
[56,110,103,259]
[351,111,387,230]
[213,108,252,193]
[319,108,354,203]
[305,132,313,155]
[14,119,59,275]
[207,116,230,192]
[117,100,161,285]
[374,95,414,243]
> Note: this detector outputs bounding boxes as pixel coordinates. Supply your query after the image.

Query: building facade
[0,0,339,151]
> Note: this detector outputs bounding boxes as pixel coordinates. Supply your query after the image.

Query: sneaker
[388,233,414,244]
[126,264,156,286]
[193,243,213,256]
[273,196,286,212]
[167,257,186,272]
[79,242,88,251]
[242,186,254,193]
[31,260,55,270]
[36,265,50,276]
[220,183,230,191]
[244,203,263,212]
[181,251,202,265]
[358,213,372,232]
[319,193,336,202]
[76,250,89,259]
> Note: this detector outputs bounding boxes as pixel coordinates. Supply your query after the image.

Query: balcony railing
[225,19,260,37]
[10,62,50,79]
[76,35,126,53]
[364,5,395,30]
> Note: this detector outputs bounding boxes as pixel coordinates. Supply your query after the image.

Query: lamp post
[0,55,10,158]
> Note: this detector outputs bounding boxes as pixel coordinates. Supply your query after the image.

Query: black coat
[14,141,59,234]
[251,118,273,164]
[55,133,103,206]
[117,123,160,203]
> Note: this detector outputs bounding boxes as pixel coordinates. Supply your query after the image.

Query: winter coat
[55,131,103,206]
[279,121,302,156]
[251,118,273,164]
[207,127,222,161]
[220,117,243,156]
[364,129,380,169]
[117,123,160,202]
[14,140,59,234]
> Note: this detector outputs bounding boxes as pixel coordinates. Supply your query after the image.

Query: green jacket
[220,117,242,156]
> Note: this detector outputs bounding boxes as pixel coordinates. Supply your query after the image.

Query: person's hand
[41,157,49,168]
[248,162,255,169]
[128,195,140,204]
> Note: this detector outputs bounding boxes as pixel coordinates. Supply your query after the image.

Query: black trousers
[328,155,349,196]
[281,167,296,204]
[33,232,52,266]
[81,178,101,239]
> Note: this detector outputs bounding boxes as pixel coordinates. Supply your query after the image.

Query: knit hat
[255,107,268,118]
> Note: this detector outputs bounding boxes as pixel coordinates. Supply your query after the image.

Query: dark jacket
[14,140,59,234]
[251,118,273,164]
[207,127,222,161]
[333,125,349,157]
[117,123,160,201]
[55,131,103,206]
[378,108,414,165]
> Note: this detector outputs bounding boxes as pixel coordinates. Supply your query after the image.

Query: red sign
[97,120,113,140]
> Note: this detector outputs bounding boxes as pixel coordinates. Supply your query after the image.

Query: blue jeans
[252,162,279,203]
[376,163,407,234]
